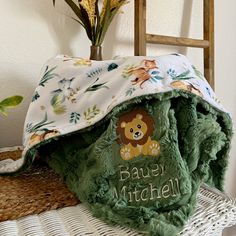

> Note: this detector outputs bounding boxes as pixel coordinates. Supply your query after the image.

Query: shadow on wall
[102,17,119,59]
[9,0,123,59]
[146,0,193,56]
[6,0,83,56]
[179,0,193,55]
[33,0,193,58]
[2,0,194,59]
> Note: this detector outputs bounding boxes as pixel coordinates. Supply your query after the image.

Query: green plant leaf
[70,16,85,28]
[53,0,128,46]
[96,0,111,45]
[78,2,93,41]
[94,0,100,40]
[98,0,128,45]
[53,0,92,42]
[0,106,7,116]
[64,0,83,22]
[0,96,23,108]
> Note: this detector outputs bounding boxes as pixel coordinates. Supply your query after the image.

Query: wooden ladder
[134,0,214,88]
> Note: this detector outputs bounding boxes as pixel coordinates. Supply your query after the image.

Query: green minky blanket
[0,54,233,235]
[44,94,232,235]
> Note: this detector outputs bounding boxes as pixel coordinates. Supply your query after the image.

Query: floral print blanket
[0,53,230,174]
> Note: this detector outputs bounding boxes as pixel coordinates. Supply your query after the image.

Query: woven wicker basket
[1,147,236,236]
[0,147,79,222]
[0,186,235,236]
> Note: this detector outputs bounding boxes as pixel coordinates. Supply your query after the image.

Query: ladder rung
[146,34,210,48]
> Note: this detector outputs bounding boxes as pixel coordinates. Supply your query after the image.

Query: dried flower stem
[52,0,128,46]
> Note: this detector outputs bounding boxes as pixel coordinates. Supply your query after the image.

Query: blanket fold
[0,54,233,236]
[44,93,230,235]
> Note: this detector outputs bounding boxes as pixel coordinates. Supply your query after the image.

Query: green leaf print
[32,91,40,102]
[84,105,100,121]
[51,93,66,115]
[39,66,59,87]
[87,67,103,79]
[85,78,109,92]
[26,112,54,133]
[122,65,136,79]
[149,70,164,82]
[70,112,81,124]
[53,105,67,115]
[172,69,192,80]
[192,65,205,80]
[107,63,118,71]
[125,87,136,96]
[167,68,177,78]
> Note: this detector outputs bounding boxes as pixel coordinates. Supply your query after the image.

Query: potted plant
[52,0,128,60]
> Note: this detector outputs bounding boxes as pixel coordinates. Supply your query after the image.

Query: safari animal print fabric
[0,54,233,236]
[0,53,229,173]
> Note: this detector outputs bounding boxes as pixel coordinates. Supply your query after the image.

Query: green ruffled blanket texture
[0,54,233,236]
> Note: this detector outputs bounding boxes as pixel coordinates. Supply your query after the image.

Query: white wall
[0,0,235,234]
[214,1,236,235]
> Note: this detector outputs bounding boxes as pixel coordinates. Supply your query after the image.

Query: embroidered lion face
[117,109,160,160]
[117,109,155,147]
[121,113,148,142]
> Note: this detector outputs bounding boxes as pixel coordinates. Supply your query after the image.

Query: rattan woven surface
[0,185,235,236]
[1,148,236,235]
[0,148,79,222]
